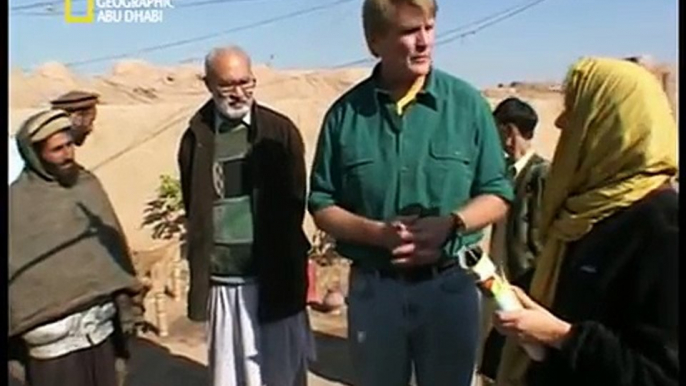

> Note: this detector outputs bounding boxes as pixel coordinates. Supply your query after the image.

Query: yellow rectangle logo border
[65,0,95,23]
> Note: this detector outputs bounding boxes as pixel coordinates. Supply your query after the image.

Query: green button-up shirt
[308,66,514,268]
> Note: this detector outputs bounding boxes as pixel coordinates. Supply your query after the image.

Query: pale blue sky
[9,0,678,87]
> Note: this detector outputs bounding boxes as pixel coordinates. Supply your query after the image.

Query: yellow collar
[395,76,425,115]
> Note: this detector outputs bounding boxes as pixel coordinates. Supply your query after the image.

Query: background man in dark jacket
[50,90,100,147]
[177,45,313,386]
[490,97,549,284]
[480,97,550,383]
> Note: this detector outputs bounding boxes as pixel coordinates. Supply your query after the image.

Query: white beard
[213,96,251,120]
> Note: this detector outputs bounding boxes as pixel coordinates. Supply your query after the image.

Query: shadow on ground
[8,337,207,386]
[126,337,207,386]
[308,331,354,386]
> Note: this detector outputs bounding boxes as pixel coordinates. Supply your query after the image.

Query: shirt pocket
[426,140,474,205]
[340,152,377,209]
[429,140,473,169]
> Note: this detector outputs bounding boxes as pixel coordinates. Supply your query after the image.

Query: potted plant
[142,174,185,241]
[135,174,188,336]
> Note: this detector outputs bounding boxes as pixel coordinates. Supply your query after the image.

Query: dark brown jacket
[177,101,310,323]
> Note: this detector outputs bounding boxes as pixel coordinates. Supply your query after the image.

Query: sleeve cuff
[307,193,337,214]
[474,186,515,203]
[556,321,602,371]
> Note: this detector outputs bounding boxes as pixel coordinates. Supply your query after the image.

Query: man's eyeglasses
[215,77,257,95]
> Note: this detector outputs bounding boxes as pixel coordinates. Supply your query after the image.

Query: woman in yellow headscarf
[491,57,679,386]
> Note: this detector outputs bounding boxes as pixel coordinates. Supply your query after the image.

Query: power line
[83,0,552,166]
[11,11,58,16]
[437,0,545,39]
[10,1,55,12]
[91,105,196,171]
[437,0,549,44]
[332,0,550,69]
[176,0,297,8]
[62,0,355,68]
[186,0,548,68]
[11,0,299,15]
[242,0,551,97]
[20,0,548,73]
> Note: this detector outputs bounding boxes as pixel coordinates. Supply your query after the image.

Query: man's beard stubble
[45,161,80,187]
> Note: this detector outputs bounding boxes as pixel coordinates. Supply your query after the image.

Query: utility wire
[63,0,551,167]
[61,0,355,68]
[438,0,545,39]
[437,0,548,44]
[11,1,55,12]
[176,0,299,8]
[20,0,548,72]
[12,0,304,15]
[333,0,550,69]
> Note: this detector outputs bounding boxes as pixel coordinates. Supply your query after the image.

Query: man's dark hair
[493,97,538,140]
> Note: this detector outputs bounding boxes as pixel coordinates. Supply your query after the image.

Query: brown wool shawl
[9,114,140,337]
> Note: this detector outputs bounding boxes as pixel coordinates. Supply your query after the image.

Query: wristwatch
[450,211,466,234]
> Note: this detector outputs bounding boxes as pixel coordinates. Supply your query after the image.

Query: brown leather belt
[355,259,460,283]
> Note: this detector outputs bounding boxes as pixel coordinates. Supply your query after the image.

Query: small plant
[142,174,185,240]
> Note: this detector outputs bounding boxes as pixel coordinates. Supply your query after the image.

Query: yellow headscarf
[496,57,678,386]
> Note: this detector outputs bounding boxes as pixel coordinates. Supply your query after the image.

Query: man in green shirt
[308,1,513,385]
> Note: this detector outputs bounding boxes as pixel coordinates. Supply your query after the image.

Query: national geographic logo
[65,0,174,24]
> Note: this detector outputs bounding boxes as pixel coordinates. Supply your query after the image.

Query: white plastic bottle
[459,246,546,362]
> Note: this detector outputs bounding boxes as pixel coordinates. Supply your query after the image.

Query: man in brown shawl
[8,110,145,386]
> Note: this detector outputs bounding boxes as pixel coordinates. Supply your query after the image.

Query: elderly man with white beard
[177,46,315,386]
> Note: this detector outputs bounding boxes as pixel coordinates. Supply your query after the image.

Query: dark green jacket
[499,153,549,283]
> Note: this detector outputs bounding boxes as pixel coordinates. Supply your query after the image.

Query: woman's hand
[493,287,573,349]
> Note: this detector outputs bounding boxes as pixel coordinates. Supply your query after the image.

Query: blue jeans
[347,266,481,386]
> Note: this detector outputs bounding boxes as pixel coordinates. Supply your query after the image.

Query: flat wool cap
[50,90,100,111]
[21,110,72,143]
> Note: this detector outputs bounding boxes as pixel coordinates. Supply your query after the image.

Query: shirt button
[401,167,409,172]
